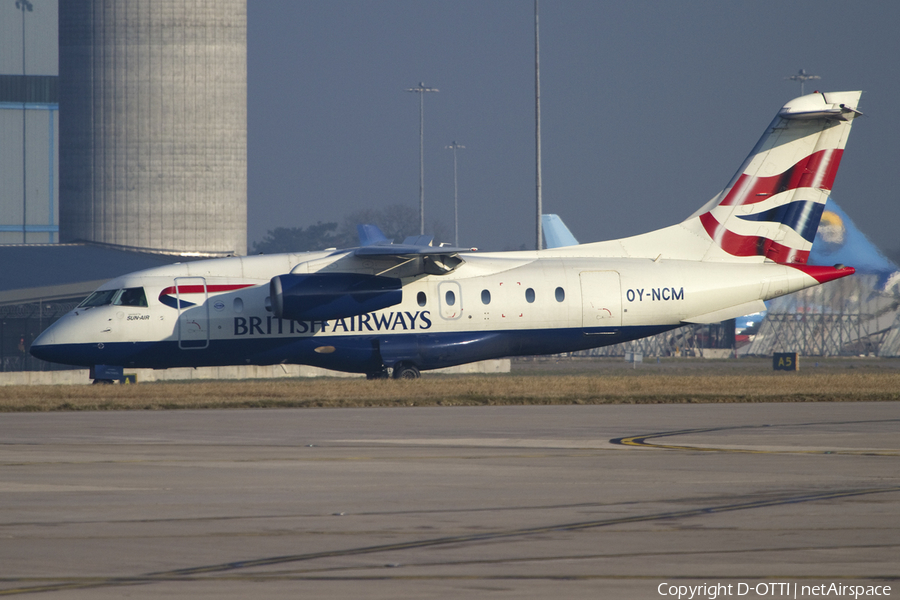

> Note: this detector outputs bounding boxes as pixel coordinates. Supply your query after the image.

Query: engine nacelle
[270,273,403,322]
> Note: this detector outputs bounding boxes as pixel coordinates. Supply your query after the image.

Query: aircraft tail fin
[570,92,864,264]
[357,224,392,246]
[542,214,580,248]
[690,91,863,264]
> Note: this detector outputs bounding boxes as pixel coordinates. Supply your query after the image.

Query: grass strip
[1,373,899,411]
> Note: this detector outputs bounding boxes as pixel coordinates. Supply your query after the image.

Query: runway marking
[611,419,900,455]
[2,485,899,596]
[338,438,614,449]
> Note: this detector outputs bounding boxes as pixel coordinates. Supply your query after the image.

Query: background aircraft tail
[542,214,580,248]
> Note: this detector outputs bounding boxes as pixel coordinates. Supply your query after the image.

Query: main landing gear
[365,363,421,380]
[392,363,420,380]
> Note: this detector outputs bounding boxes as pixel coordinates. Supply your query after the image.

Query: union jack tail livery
[693,91,862,264]
[573,91,863,265]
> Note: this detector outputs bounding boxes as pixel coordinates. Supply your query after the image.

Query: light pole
[406,82,439,235]
[445,141,465,247]
[534,0,543,250]
[785,69,821,96]
[17,0,33,243]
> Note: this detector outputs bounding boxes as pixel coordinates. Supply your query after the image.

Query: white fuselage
[31,249,821,374]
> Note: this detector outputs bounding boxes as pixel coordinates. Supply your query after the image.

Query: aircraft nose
[29,328,55,361]
[31,327,54,348]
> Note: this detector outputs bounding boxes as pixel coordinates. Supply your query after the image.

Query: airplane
[31,91,863,380]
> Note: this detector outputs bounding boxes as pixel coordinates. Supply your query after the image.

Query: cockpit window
[115,287,148,307]
[78,289,118,308]
[78,287,148,308]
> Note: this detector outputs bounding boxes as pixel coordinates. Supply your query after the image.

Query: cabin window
[80,287,147,308]
[78,289,118,308]
[115,287,148,307]
[233,298,244,313]
[445,290,456,306]
[525,288,535,303]
[417,291,427,307]
[555,287,565,302]
[481,289,491,305]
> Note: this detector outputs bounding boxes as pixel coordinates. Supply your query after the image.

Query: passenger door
[175,277,210,349]
[579,271,622,329]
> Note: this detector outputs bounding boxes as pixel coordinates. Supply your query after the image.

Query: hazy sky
[246,1,900,254]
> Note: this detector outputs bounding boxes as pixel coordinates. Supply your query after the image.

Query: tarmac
[1,401,898,599]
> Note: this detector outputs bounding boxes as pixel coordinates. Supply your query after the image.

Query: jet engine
[270,273,402,321]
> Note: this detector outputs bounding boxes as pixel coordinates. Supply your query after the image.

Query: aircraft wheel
[392,364,420,380]
[92,379,115,385]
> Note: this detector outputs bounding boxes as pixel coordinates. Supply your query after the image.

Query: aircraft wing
[354,243,467,257]
[350,224,468,275]
[271,225,469,322]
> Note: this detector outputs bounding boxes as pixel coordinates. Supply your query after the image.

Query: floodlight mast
[406,82,439,235]
[785,68,821,96]
[534,0,543,250]
[18,0,34,243]
[445,141,465,247]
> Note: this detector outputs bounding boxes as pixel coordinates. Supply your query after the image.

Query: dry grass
[1,372,899,411]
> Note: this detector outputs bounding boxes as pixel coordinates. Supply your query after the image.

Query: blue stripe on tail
[736,201,825,243]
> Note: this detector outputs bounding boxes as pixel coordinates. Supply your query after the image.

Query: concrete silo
[58,0,247,255]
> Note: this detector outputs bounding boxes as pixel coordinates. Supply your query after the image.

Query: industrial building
[58,0,247,256]
[0,0,59,244]
[2,0,248,372]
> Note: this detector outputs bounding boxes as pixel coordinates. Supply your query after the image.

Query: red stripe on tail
[720,148,843,207]
[700,212,810,264]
